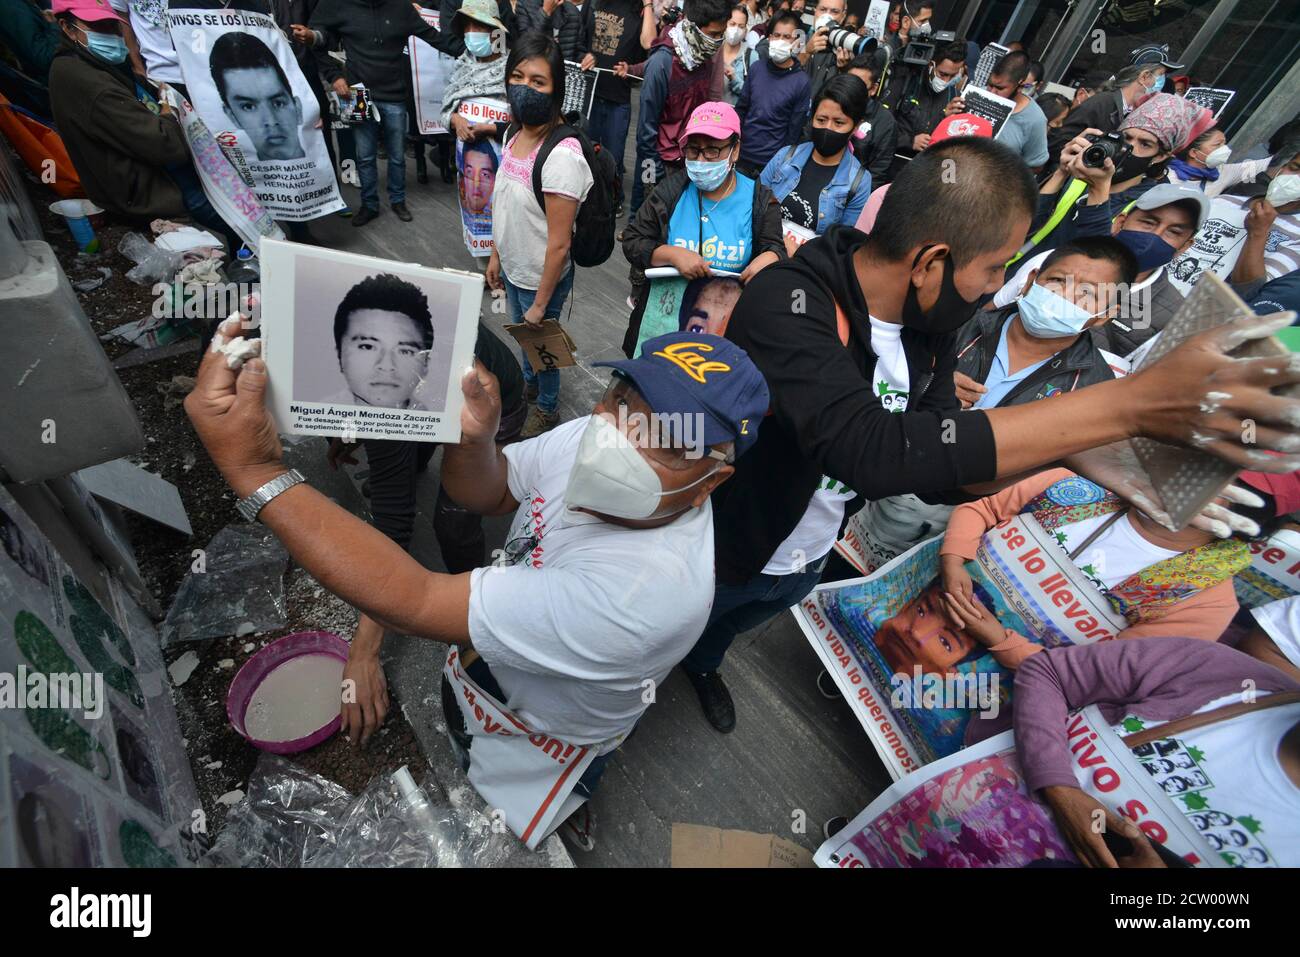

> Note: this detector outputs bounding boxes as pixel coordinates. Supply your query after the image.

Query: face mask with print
[564,415,718,520]
[1266,173,1300,207]
[725,25,745,45]
[769,39,794,63]
[84,29,129,64]
[686,154,733,191]
[464,31,494,58]
[1016,281,1101,339]
[507,82,553,127]
[1202,144,1231,168]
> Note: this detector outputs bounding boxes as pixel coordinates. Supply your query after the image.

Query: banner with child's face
[633,274,745,356]
[455,117,504,257]
[794,515,1125,778]
[168,7,345,221]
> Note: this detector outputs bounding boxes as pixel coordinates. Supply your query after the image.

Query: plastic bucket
[49,199,104,252]
[226,631,349,754]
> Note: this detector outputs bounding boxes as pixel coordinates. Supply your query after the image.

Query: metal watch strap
[236,469,306,522]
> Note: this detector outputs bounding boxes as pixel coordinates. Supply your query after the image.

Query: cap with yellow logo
[594,332,769,456]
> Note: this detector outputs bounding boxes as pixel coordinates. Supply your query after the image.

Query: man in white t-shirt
[185,325,769,849]
[1168,149,1300,296]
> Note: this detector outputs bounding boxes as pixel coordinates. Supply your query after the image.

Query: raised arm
[184,320,472,644]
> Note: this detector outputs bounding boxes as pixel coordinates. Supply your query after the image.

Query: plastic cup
[49,199,105,252]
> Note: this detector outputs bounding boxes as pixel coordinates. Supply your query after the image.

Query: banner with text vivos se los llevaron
[168,6,345,221]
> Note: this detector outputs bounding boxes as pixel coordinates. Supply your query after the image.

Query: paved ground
[302,106,893,866]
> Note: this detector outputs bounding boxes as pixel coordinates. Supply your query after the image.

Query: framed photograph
[260,239,482,443]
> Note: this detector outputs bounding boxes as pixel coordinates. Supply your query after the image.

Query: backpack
[508,122,617,268]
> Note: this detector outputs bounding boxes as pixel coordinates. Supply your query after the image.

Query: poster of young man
[410,8,454,135]
[259,240,482,443]
[167,4,346,221]
[814,718,1224,869]
[633,271,744,356]
[794,503,1126,777]
[457,135,501,257]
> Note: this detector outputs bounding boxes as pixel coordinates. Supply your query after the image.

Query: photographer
[798,0,850,103]
[1015,93,1212,265]
[892,38,965,159]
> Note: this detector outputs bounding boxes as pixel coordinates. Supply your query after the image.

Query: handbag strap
[1121,691,1300,749]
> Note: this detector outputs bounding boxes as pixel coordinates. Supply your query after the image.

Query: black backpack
[509,122,617,268]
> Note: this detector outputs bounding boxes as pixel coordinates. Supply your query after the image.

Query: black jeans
[360,399,527,572]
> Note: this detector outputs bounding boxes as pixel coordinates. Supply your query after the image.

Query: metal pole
[1041,0,1107,84]
[1178,0,1243,75]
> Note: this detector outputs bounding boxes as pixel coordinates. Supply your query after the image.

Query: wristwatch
[236,469,306,522]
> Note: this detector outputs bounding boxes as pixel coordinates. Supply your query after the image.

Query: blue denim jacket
[758,142,871,235]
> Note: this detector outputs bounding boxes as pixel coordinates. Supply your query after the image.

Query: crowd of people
[8,0,1300,866]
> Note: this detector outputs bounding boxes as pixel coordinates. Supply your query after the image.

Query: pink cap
[679,101,741,145]
[51,0,124,23]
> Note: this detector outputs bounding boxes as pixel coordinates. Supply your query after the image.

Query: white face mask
[725,25,745,45]
[814,13,834,30]
[1202,144,1231,168]
[769,39,794,63]
[1265,173,1300,207]
[930,71,952,93]
[563,415,719,520]
[910,19,931,37]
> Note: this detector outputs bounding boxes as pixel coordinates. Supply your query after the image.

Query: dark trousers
[681,562,826,675]
[585,97,631,205]
[360,399,527,572]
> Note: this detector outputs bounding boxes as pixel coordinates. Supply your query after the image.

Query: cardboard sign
[671,824,813,868]
[960,87,1016,138]
[506,319,578,372]
[969,42,1011,91]
[1184,87,1234,118]
[563,60,598,119]
[861,0,890,41]
[410,9,455,135]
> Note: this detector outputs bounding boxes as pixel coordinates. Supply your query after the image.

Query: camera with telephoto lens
[825,27,876,57]
[1081,131,1133,170]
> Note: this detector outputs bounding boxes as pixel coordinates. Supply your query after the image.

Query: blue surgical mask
[85,29,128,64]
[1143,72,1165,95]
[465,31,493,58]
[1115,228,1177,272]
[686,157,732,192]
[1016,282,1099,339]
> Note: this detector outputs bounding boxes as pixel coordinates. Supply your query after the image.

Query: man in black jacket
[891,39,963,159]
[297,0,441,225]
[679,136,1300,733]
[844,51,896,183]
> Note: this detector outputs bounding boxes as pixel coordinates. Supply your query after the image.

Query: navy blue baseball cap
[593,332,770,457]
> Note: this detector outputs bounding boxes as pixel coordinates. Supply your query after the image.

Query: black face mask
[1114,150,1154,182]
[810,126,851,157]
[507,82,554,127]
[900,246,981,336]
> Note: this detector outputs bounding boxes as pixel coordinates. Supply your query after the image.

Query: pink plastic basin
[226,630,349,754]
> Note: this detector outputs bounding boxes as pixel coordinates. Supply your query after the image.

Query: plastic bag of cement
[206,755,512,868]
[160,524,289,646]
[118,232,185,284]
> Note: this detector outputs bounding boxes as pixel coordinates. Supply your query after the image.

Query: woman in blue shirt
[759,74,872,240]
[620,100,785,356]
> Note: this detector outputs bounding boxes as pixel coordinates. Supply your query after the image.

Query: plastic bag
[206,754,513,868]
[118,231,185,284]
[160,525,289,646]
